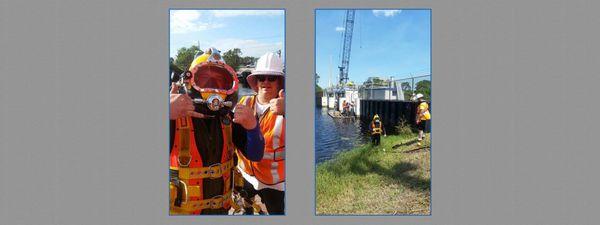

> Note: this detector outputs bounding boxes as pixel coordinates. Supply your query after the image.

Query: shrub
[395,118,415,136]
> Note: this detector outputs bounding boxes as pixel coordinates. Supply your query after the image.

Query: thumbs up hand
[269,89,285,115]
[233,104,257,130]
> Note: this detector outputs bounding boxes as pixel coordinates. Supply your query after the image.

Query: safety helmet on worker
[373,114,380,121]
[186,47,239,115]
[247,52,284,92]
[415,93,424,100]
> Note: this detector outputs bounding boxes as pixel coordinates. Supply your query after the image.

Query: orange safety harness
[372,121,383,135]
[169,116,234,214]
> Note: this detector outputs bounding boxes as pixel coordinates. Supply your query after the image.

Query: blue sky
[170,10,284,59]
[316,9,430,88]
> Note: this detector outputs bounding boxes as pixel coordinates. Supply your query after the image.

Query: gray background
[1,0,599,224]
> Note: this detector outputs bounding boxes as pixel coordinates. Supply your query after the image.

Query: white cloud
[211,10,284,17]
[203,39,283,58]
[170,10,224,34]
[335,26,345,32]
[372,10,402,17]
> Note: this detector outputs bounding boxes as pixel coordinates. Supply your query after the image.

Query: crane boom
[338,10,355,88]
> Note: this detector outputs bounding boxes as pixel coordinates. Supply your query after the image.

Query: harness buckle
[209,195,224,209]
[207,163,222,179]
[178,156,191,167]
[178,180,189,205]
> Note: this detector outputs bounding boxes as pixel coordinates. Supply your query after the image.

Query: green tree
[364,77,386,87]
[415,80,431,100]
[170,57,183,75]
[401,82,414,100]
[372,77,385,86]
[174,45,202,71]
[241,56,258,66]
[223,48,243,71]
[316,84,323,97]
[315,84,324,106]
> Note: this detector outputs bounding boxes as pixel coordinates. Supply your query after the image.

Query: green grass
[316,133,431,215]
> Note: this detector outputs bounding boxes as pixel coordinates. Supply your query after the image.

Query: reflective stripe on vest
[236,95,286,185]
[271,115,284,150]
[170,115,233,214]
[263,150,285,161]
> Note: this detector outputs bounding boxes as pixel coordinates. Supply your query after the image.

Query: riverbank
[316,133,431,215]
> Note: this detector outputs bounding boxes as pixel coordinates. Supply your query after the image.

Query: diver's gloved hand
[232,104,257,130]
[269,89,285,115]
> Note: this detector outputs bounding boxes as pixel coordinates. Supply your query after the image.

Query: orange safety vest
[236,95,285,185]
[169,116,234,214]
[371,121,383,134]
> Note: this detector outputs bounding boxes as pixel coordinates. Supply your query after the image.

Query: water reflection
[315,107,369,164]
[238,87,255,97]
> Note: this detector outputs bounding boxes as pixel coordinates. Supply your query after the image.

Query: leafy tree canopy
[174,45,202,71]
[415,80,431,100]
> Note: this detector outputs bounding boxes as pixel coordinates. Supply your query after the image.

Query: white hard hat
[247,52,285,91]
[415,93,424,99]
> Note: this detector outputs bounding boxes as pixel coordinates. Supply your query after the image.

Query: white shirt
[254,100,270,118]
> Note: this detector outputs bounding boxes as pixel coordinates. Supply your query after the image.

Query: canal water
[238,86,255,97]
[315,107,369,164]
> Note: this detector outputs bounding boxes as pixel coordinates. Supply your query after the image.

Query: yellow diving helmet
[373,114,380,121]
[186,47,239,113]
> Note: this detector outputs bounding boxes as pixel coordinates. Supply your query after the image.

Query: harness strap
[171,160,234,179]
[177,117,192,167]
[177,190,233,211]
[221,115,233,157]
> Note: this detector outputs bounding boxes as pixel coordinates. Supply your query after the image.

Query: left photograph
[169,9,285,215]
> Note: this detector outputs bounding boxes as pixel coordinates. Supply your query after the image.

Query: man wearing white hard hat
[235,52,286,214]
[415,93,431,146]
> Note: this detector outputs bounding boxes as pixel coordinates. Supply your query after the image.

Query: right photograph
[315,9,431,215]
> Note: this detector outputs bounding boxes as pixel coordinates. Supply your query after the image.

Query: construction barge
[327,110,355,120]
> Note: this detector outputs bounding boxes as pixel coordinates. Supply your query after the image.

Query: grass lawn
[316,133,431,215]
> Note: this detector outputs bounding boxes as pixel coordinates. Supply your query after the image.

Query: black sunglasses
[256,76,278,82]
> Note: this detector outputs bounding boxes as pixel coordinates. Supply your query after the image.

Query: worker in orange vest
[370,114,386,146]
[235,52,286,214]
[169,48,264,215]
